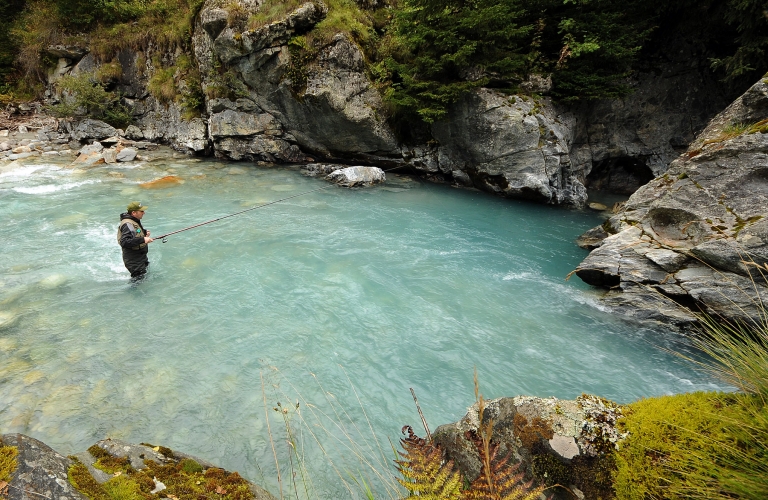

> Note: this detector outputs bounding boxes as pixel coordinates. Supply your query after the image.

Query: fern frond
[463,430,545,500]
[396,425,462,500]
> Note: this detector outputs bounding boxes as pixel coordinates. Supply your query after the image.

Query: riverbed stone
[116,147,138,162]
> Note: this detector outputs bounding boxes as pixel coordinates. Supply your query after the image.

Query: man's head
[127,201,148,219]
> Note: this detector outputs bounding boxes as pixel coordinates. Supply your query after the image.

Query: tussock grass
[259,364,404,499]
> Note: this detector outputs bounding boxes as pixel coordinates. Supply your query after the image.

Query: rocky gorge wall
[35,0,764,327]
[40,0,737,211]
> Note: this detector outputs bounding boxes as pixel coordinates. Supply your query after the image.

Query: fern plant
[395,425,463,500]
[463,430,542,500]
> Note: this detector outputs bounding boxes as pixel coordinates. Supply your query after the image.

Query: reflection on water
[0,153,723,497]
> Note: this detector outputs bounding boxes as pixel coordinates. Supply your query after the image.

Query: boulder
[575,77,768,327]
[432,395,625,500]
[71,119,118,141]
[116,147,138,162]
[326,166,385,187]
[1,433,87,500]
[78,142,104,155]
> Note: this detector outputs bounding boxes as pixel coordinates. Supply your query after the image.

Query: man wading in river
[118,201,154,279]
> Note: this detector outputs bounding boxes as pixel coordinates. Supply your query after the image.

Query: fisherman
[118,201,154,279]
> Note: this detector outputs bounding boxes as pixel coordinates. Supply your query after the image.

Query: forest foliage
[0,0,766,116]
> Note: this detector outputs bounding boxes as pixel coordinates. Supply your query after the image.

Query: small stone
[18,125,28,133]
[8,152,34,160]
[101,136,120,145]
[12,145,31,154]
[0,129,8,137]
[42,151,59,156]
[103,148,118,164]
[588,202,608,211]
[116,148,137,162]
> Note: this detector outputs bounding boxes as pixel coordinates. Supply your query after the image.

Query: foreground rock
[575,77,768,328]
[2,434,87,500]
[432,395,624,500]
[1,434,275,500]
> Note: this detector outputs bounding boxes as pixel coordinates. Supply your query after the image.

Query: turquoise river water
[0,154,724,498]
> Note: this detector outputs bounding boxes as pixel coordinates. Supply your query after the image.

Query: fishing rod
[152,165,406,242]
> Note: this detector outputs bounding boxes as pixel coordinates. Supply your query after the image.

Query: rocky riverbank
[574,77,768,329]
[1,434,274,500]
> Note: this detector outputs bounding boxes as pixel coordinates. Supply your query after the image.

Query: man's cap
[127,201,148,212]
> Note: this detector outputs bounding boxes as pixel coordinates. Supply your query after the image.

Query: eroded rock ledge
[575,78,768,328]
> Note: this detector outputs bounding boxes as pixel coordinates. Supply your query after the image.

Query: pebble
[588,202,609,211]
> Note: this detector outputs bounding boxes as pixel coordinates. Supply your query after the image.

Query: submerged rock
[139,175,184,188]
[325,166,385,187]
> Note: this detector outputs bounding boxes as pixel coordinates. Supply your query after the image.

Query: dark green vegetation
[69,444,255,500]
[2,0,767,121]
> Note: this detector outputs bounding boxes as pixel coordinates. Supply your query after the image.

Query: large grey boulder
[71,119,118,141]
[432,395,625,500]
[326,166,385,187]
[1,433,87,500]
[575,77,768,328]
[432,89,586,206]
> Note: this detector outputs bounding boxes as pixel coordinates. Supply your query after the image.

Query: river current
[0,154,724,497]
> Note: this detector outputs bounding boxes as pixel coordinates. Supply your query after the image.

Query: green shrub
[48,72,133,128]
[148,66,177,102]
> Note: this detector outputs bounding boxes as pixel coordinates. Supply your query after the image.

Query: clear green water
[0,155,723,497]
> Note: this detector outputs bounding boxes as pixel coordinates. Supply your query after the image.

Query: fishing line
[153,165,408,242]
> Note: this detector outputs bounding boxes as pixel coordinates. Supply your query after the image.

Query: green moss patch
[614,391,768,500]
[69,450,254,500]
[0,443,19,483]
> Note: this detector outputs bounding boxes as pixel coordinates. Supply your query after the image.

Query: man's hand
[144,236,154,243]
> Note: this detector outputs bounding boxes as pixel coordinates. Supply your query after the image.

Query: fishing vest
[117,219,148,250]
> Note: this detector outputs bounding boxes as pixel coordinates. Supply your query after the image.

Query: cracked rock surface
[575,78,768,328]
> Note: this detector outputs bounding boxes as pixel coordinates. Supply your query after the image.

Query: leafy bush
[48,72,133,127]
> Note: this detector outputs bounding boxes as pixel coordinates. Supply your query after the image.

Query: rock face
[575,78,768,328]
[431,90,585,205]
[571,36,737,194]
[432,395,624,500]
[41,2,742,209]
[1,433,87,500]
